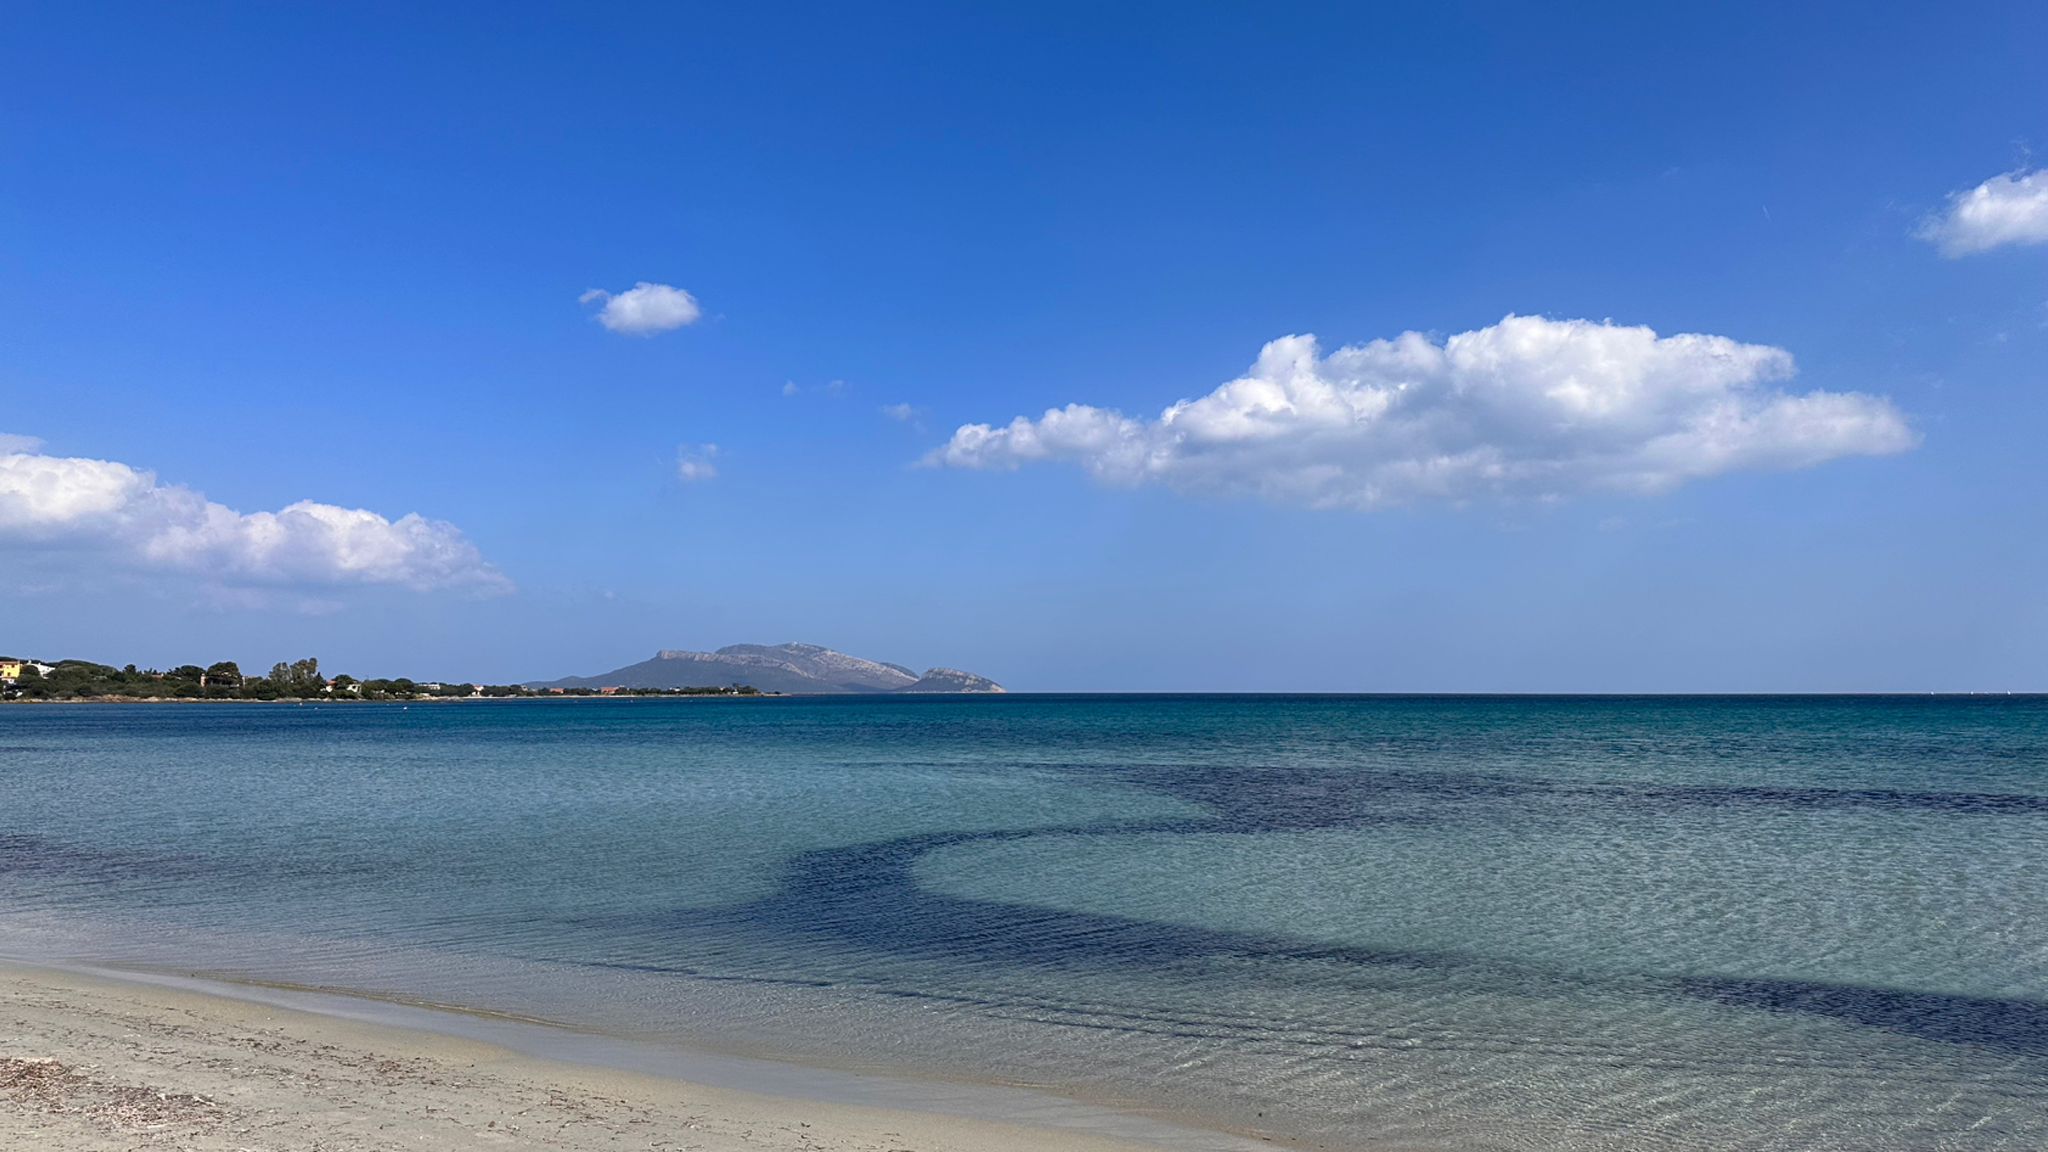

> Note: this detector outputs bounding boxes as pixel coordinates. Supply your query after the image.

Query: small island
[530,643,1005,695]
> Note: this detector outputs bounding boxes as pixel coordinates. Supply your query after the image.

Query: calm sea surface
[2,696,2046,1149]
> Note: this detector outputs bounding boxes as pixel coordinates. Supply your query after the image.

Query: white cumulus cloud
[932,315,1915,508]
[580,281,702,334]
[676,443,719,483]
[0,439,508,591]
[1918,168,2048,257]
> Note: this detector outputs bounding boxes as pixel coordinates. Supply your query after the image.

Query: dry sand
[0,961,1226,1152]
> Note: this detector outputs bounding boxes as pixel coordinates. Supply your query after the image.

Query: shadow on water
[586,759,2048,1059]
[1678,977,2048,1057]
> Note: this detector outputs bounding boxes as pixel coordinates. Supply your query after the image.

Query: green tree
[261,658,324,696]
[13,664,45,698]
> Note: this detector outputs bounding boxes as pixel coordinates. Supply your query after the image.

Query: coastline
[0,959,1278,1152]
[0,694,785,704]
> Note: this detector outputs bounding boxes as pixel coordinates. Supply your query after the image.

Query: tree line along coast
[0,657,764,701]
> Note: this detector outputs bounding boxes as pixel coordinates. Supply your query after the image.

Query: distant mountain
[528,643,1005,695]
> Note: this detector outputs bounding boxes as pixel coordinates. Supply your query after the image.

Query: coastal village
[0,656,761,701]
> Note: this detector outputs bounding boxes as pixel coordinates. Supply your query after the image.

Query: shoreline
[0,958,1281,1152]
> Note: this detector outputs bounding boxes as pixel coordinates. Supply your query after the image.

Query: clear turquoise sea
[3,696,2046,1150]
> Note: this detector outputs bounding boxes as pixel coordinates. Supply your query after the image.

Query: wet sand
[0,961,1243,1152]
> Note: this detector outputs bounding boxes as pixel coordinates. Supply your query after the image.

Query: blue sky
[4,1,2045,690]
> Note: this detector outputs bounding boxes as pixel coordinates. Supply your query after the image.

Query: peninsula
[529,643,1006,695]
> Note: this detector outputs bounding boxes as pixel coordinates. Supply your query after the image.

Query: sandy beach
[0,962,1206,1152]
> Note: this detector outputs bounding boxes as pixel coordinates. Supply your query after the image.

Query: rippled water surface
[3,696,2046,1149]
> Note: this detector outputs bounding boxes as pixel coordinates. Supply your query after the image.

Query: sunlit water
[3,696,2045,1149]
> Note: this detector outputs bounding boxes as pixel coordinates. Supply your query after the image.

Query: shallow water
[2,696,2045,1149]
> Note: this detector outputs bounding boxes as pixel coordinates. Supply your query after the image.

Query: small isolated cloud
[881,403,927,432]
[0,439,508,592]
[676,443,719,483]
[931,315,1915,509]
[782,379,850,398]
[0,433,43,454]
[1918,169,2048,257]
[580,281,702,334]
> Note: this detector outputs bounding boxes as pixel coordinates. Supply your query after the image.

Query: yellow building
[0,662,24,681]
